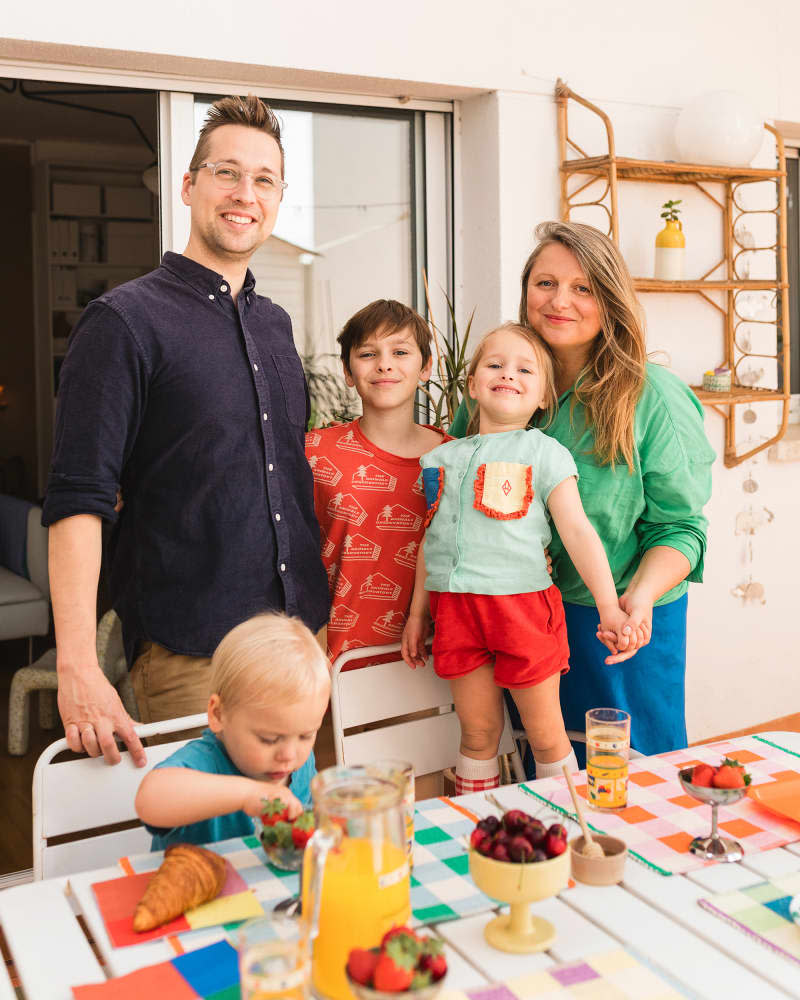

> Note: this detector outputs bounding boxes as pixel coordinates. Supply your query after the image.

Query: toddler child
[401,323,633,792]
[306,299,449,665]
[135,612,330,849]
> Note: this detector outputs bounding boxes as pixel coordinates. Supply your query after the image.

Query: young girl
[401,323,634,792]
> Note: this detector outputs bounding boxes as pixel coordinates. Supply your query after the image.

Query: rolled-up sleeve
[42,301,149,526]
[635,376,715,582]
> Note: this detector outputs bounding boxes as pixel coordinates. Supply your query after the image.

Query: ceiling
[0,78,157,150]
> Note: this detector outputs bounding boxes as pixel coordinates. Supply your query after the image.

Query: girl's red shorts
[428,586,570,688]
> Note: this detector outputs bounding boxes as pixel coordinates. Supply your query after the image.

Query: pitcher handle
[303,822,341,940]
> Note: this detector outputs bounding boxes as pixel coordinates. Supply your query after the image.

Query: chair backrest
[330,643,521,777]
[32,713,207,880]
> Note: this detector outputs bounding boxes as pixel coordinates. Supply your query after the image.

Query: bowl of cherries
[468,809,570,954]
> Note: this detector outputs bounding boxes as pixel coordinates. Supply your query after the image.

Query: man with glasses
[43,95,329,766]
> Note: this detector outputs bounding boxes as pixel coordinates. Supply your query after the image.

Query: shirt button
[452,515,457,523]
[208,294,215,300]
[220,284,228,293]
[268,463,274,471]
[253,364,258,372]
[280,563,286,572]
[263,413,269,421]
[275,513,281,521]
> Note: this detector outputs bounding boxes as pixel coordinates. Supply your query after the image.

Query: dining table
[1,731,799,1000]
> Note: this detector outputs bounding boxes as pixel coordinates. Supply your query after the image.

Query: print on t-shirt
[306,419,449,665]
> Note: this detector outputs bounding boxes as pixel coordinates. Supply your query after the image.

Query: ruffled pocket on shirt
[422,466,445,527]
[473,461,533,520]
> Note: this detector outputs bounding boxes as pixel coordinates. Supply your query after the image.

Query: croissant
[133,843,227,932]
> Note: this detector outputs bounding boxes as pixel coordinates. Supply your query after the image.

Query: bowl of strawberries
[346,927,447,1000]
[678,758,752,861]
[259,798,315,871]
[468,809,570,954]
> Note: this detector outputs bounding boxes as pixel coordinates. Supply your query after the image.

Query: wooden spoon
[562,764,604,858]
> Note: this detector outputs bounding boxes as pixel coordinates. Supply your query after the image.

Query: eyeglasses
[194,161,288,198]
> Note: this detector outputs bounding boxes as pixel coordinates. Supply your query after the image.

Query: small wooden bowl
[569,835,627,885]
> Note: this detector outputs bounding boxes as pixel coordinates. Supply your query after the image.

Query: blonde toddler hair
[211,613,330,712]
[465,322,558,436]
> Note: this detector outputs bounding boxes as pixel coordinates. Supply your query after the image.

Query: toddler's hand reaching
[242,782,303,820]
[401,612,430,669]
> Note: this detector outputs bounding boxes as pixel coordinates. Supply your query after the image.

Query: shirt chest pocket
[271,354,307,428]
[473,461,533,520]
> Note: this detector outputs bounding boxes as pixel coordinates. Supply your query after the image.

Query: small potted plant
[654,199,685,281]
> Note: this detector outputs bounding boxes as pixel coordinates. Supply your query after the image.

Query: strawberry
[418,938,447,981]
[380,926,419,951]
[347,948,380,986]
[690,764,715,787]
[502,809,531,835]
[260,797,290,825]
[272,820,294,848]
[291,812,315,849]
[712,760,750,789]
[373,939,416,992]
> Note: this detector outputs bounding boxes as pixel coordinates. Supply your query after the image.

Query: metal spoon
[562,764,604,858]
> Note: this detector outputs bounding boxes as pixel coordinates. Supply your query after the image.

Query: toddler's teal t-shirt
[144,728,315,850]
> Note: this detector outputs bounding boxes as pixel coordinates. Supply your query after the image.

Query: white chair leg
[39,690,58,730]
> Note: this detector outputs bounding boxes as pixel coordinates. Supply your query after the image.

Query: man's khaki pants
[130,626,329,742]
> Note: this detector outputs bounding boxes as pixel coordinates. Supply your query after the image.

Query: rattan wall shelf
[555,79,791,468]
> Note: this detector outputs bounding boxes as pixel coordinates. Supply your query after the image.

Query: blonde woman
[450,222,714,760]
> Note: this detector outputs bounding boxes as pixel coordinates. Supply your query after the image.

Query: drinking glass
[238,912,310,1000]
[585,708,630,811]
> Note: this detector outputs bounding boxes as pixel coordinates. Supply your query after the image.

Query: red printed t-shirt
[306,419,449,666]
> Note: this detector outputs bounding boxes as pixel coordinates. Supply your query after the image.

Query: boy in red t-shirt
[306,300,449,667]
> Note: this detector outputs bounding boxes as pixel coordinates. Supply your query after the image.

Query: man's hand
[242,782,303,820]
[58,663,145,767]
[401,612,430,669]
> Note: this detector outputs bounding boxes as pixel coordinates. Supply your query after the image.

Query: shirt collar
[160,251,256,300]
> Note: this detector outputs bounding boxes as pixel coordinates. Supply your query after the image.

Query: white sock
[533,749,578,780]
[455,753,500,794]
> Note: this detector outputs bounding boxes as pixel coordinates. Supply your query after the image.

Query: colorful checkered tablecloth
[518,736,800,876]
[698,872,800,969]
[440,947,687,999]
[120,796,495,953]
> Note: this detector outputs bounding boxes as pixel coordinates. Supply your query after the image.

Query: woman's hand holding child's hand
[595,604,638,661]
[401,612,430,669]
[242,782,303,821]
[596,590,652,665]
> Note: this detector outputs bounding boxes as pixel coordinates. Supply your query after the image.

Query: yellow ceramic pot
[654,219,685,280]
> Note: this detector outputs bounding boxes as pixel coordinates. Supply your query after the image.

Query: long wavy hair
[465,323,558,436]
[519,221,646,470]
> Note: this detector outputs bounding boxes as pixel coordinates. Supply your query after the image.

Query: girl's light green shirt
[449,363,715,607]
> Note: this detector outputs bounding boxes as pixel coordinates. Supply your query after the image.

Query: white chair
[329,643,525,783]
[32,712,207,880]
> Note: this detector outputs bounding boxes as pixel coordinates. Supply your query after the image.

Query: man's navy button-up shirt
[42,252,330,662]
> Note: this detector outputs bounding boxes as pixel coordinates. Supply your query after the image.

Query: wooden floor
[1,629,798,877]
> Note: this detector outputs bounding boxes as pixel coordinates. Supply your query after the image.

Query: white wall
[7,0,800,738]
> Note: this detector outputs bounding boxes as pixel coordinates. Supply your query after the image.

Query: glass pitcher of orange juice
[302,765,411,1000]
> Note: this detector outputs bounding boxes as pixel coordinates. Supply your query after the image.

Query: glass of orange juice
[303,765,411,1000]
[586,708,630,811]
[238,913,310,1000]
